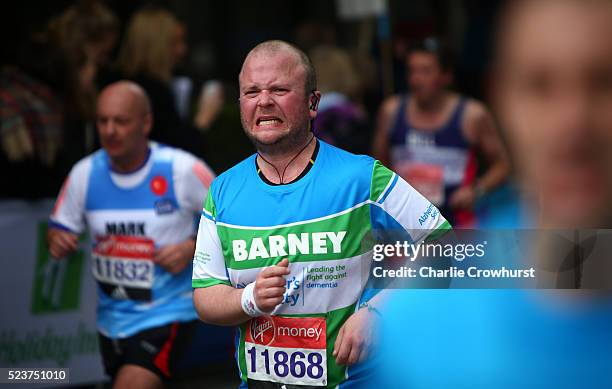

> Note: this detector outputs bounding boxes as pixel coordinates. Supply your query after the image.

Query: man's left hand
[333,307,377,366]
[153,239,196,274]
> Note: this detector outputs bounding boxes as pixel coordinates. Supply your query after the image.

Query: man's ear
[309,90,321,118]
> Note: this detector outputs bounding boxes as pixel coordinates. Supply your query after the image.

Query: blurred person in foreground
[115,6,223,155]
[378,1,612,388]
[495,1,612,229]
[373,37,509,227]
[48,81,215,388]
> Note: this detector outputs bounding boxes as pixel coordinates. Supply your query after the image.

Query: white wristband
[241,281,265,317]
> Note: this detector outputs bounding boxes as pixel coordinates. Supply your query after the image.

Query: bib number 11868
[245,316,327,386]
[247,345,325,382]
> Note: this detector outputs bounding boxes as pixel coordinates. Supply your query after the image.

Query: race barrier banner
[0,200,106,386]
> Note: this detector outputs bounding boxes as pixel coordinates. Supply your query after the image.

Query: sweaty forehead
[240,51,305,86]
[407,51,441,70]
[97,88,141,115]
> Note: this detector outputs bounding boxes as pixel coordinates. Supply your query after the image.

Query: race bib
[92,235,155,301]
[396,162,445,206]
[245,316,327,388]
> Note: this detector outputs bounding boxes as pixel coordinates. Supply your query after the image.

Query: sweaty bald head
[98,80,152,117]
[96,81,153,171]
[239,40,317,96]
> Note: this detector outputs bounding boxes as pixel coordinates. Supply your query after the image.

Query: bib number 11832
[92,235,155,301]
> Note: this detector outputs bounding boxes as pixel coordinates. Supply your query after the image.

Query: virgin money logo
[94,235,153,257]
[250,316,275,346]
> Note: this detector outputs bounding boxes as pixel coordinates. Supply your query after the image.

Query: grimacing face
[96,87,151,163]
[239,51,316,151]
[496,0,612,227]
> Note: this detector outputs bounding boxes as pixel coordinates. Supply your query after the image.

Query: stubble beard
[242,114,312,157]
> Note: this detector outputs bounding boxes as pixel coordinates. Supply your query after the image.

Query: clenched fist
[253,258,290,313]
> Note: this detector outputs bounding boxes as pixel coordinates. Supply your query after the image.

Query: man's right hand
[253,258,290,313]
[47,228,79,258]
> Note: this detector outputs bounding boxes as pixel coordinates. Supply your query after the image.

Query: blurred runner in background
[374,37,509,227]
[48,81,214,389]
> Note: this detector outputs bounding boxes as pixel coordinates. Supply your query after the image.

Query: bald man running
[48,81,215,388]
[192,40,449,389]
